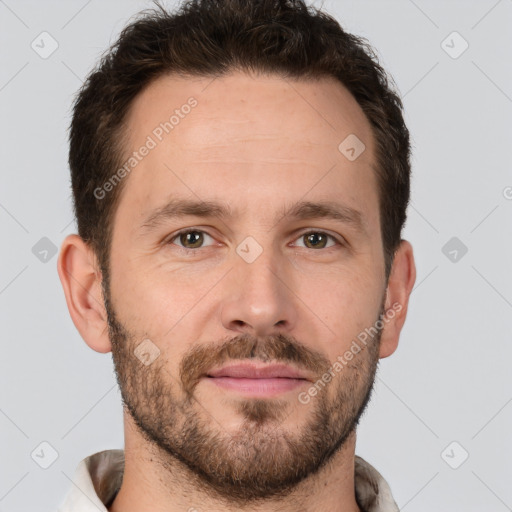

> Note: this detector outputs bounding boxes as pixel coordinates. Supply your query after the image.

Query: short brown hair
[69,0,411,282]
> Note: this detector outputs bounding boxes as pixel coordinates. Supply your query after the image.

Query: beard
[103,278,384,506]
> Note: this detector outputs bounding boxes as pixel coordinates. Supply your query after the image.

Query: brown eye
[296,231,338,250]
[169,230,214,250]
[180,231,203,248]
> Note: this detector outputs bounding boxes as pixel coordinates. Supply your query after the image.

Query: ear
[379,240,416,359]
[57,234,112,353]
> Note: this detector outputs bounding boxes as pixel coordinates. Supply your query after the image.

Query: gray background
[1,0,511,510]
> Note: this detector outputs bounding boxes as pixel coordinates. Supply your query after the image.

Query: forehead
[125,71,374,152]
[114,71,379,234]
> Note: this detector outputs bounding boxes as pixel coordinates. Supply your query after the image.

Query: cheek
[295,268,383,356]
[110,243,193,315]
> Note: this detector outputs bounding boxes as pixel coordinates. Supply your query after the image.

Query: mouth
[203,362,311,396]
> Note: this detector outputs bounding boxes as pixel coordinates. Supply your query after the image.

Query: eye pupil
[305,232,327,249]
[180,231,203,248]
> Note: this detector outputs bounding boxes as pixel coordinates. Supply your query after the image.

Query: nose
[220,248,298,337]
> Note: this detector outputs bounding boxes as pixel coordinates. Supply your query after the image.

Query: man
[57,0,416,510]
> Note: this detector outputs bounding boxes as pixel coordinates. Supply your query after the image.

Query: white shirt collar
[58,449,399,512]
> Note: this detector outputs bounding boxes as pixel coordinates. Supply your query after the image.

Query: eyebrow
[139,198,366,235]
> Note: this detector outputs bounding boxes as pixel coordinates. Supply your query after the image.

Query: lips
[204,363,312,396]
[206,363,310,381]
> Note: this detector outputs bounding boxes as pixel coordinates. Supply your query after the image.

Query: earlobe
[57,234,112,354]
[379,240,416,359]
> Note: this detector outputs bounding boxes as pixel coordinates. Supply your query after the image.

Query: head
[58,0,415,505]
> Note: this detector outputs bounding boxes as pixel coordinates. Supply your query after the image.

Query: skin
[58,71,416,512]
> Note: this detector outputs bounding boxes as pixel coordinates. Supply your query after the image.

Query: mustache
[180,332,331,395]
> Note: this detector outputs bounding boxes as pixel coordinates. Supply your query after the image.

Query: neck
[109,413,362,512]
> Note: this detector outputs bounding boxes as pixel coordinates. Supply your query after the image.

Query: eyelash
[166,228,343,253]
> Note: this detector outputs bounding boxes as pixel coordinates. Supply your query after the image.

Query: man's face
[105,72,387,503]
